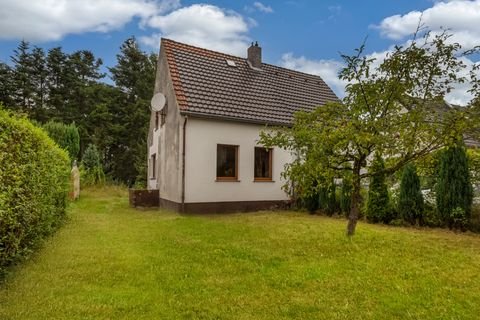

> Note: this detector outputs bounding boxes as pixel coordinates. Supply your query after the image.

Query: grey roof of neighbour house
[162,38,339,126]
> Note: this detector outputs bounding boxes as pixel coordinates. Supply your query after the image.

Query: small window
[254,147,272,181]
[155,112,159,130]
[216,144,238,180]
[150,154,156,179]
[160,105,167,127]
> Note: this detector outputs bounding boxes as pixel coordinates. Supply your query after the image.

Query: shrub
[436,144,473,229]
[339,178,352,217]
[0,107,70,276]
[366,153,390,223]
[42,121,80,162]
[398,164,424,225]
[81,143,105,186]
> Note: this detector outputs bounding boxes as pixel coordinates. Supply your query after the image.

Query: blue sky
[1,0,479,104]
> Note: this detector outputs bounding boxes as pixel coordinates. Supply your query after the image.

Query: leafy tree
[260,29,475,235]
[366,153,390,223]
[436,144,473,229]
[398,164,424,225]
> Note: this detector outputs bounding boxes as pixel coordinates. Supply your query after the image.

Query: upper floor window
[216,144,238,181]
[254,147,272,181]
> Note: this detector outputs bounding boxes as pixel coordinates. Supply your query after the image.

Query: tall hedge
[366,152,390,223]
[398,164,424,225]
[42,121,80,162]
[0,108,70,276]
[436,144,473,229]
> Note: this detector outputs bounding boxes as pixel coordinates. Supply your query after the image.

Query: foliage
[436,144,473,229]
[339,177,352,216]
[366,153,390,223]
[42,121,80,161]
[398,164,424,225]
[321,180,338,216]
[81,144,105,186]
[0,107,70,276]
[0,38,155,186]
[260,29,478,235]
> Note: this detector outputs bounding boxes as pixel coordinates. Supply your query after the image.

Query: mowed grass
[1,187,480,319]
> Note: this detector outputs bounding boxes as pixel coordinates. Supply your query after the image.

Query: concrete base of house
[159,197,289,214]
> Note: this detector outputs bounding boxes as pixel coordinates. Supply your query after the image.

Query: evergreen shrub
[0,107,70,276]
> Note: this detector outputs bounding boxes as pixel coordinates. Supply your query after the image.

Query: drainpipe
[181,115,188,213]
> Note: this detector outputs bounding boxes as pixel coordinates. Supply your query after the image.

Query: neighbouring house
[147,39,338,213]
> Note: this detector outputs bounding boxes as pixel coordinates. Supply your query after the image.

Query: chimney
[247,41,262,69]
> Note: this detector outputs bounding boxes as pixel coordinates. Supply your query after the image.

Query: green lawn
[1,187,480,319]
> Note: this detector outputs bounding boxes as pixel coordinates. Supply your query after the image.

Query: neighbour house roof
[161,38,339,126]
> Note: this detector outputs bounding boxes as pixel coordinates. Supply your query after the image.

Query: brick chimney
[247,41,262,69]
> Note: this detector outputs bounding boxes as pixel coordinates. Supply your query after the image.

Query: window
[216,144,238,180]
[254,147,272,181]
[155,112,159,130]
[150,154,156,179]
[160,105,167,127]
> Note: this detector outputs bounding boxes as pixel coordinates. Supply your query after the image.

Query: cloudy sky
[0,0,479,104]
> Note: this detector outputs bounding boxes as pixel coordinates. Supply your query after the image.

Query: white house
[147,39,338,213]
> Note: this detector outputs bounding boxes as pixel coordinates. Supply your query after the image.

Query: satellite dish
[151,93,166,112]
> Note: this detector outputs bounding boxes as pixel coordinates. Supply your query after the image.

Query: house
[147,39,338,213]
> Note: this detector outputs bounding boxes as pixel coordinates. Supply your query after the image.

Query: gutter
[181,115,188,212]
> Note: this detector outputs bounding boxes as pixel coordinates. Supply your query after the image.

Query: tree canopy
[260,29,480,235]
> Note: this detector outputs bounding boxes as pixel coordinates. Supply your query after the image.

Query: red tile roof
[162,38,339,125]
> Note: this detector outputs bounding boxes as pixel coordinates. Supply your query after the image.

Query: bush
[398,164,424,225]
[366,153,390,223]
[81,143,105,186]
[339,178,352,217]
[0,107,70,276]
[436,144,473,229]
[42,121,80,162]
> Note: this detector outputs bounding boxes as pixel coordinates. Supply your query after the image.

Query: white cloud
[0,0,180,42]
[253,2,274,13]
[375,0,480,50]
[280,53,347,97]
[143,4,252,56]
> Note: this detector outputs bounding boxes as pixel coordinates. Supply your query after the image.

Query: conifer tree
[398,164,424,225]
[81,143,105,185]
[11,40,35,113]
[366,152,390,223]
[436,144,473,229]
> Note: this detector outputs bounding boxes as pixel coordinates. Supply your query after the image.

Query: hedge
[0,108,70,276]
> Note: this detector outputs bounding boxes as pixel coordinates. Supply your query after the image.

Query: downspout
[181,115,188,213]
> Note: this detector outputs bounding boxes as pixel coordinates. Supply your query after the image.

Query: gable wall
[147,44,183,203]
[184,117,292,203]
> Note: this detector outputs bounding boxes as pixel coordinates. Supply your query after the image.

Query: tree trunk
[347,161,362,236]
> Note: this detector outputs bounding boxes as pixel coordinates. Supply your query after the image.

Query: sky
[1,0,479,105]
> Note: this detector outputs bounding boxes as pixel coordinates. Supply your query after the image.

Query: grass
[1,187,480,319]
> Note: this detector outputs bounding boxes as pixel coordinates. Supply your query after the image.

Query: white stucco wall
[184,117,293,203]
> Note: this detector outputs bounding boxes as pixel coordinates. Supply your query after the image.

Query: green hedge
[0,108,70,276]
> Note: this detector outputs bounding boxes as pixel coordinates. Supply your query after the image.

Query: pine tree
[436,144,473,229]
[11,40,35,113]
[366,152,390,223]
[81,143,105,186]
[43,121,80,161]
[30,46,48,122]
[107,37,156,185]
[398,164,424,225]
[0,62,14,107]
